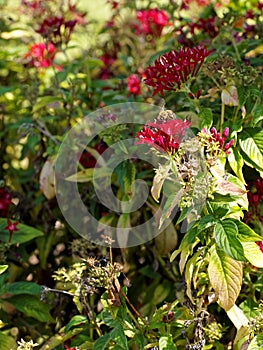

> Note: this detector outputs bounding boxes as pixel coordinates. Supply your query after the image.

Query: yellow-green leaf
[227,148,245,184]
[208,245,242,311]
[241,241,263,268]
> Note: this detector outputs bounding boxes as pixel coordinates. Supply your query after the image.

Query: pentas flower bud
[4,219,19,242]
[222,127,229,138]
[224,139,234,152]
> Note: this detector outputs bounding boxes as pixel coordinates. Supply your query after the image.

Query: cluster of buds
[36,16,77,45]
[143,46,213,96]
[163,310,175,323]
[188,89,202,99]
[210,127,234,154]
[198,127,234,162]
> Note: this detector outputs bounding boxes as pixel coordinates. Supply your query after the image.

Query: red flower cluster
[24,42,58,69]
[36,16,77,45]
[127,74,141,96]
[137,118,191,154]
[135,9,169,38]
[79,141,108,168]
[0,188,12,217]
[143,46,213,95]
[209,127,234,154]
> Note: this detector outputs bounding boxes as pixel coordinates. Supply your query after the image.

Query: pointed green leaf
[159,189,183,228]
[64,315,87,332]
[231,220,263,242]
[199,108,213,129]
[227,148,245,183]
[7,295,54,323]
[0,265,8,275]
[241,241,263,268]
[208,245,243,311]
[214,220,245,260]
[6,282,41,295]
[239,128,263,172]
[110,323,128,349]
[94,334,111,350]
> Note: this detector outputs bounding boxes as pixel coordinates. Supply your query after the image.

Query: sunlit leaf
[241,241,263,268]
[227,148,245,184]
[39,157,56,200]
[208,245,242,311]
[239,128,263,172]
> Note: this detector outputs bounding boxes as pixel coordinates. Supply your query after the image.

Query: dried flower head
[143,46,213,95]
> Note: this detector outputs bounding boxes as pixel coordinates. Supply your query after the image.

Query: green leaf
[6,282,41,295]
[252,104,263,126]
[197,215,217,234]
[241,242,263,268]
[239,128,263,172]
[64,315,87,332]
[0,265,8,275]
[66,167,112,183]
[214,220,245,260]
[231,220,263,242]
[208,245,243,311]
[247,334,263,350]
[159,335,177,350]
[0,333,17,350]
[199,108,213,129]
[159,189,183,228]
[110,324,128,349]
[32,96,63,113]
[237,86,248,106]
[0,218,43,244]
[227,148,245,183]
[7,295,54,323]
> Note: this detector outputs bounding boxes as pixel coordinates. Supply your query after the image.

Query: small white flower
[17,338,39,350]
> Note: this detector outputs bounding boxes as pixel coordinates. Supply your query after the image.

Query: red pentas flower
[4,219,19,242]
[36,16,77,45]
[0,188,12,217]
[127,74,141,96]
[137,118,192,154]
[143,46,213,95]
[79,141,108,168]
[135,9,169,38]
[24,42,57,69]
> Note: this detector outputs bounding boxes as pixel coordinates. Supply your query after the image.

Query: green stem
[231,36,241,62]
[220,101,225,134]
